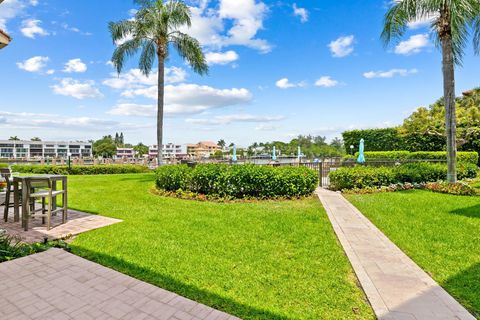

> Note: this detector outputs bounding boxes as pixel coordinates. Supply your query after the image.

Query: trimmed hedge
[342,128,404,152]
[351,151,479,165]
[329,162,478,191]
[11,164,150,175]
[155,164,319,199]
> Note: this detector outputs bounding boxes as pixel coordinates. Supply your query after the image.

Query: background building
[187,141,221,158]
[115,148,135,159]
[149,143,188,160]
[0,140,92,159]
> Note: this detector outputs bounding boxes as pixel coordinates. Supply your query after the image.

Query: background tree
[133,143,149,157]
[93,136,117,158]
[30,137,42,141]
[109,0,208,166]
[217,139,226,149]
[8,136,20,141]
[382,0,480,183]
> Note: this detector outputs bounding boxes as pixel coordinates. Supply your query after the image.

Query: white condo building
[0,140,92,159]
[149,143,188,159]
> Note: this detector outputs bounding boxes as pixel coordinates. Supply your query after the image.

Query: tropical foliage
[109,0,208,165]
[247,135,345,158]
[382,0,480,182]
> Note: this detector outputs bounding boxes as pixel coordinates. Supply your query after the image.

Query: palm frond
[139,39,157,76]
[111,38,143,74]
[108,20,136,43]
[170,32,208,75]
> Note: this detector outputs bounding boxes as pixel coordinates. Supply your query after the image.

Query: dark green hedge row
[156,164,319,199]
[346,151,479,165]
[342,128,405,152]
[329,162,478,190]
[12,164,150,175]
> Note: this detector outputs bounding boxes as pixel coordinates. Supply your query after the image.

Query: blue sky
[0,0,479,146]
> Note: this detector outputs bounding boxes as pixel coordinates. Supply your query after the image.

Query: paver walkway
[1,207,122,243]
[0,248,239,320]
[316,188,475,320]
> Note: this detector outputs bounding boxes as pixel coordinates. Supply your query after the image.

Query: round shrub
[155,165,190,191]
[155,164,319,199]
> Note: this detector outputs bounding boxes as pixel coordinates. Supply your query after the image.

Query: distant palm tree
[382,0,480,183]
[109,0,208,165]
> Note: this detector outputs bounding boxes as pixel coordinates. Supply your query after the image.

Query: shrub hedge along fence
[342,127,480,163]
[329,162,478,191]
[344,151,479,165]
[11,164,150,175]
[156,164,319,199]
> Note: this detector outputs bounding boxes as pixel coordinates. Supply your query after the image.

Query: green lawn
[66,174,373,320]
[347,190,480,318]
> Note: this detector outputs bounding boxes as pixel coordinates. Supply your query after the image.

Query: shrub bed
[342,182,477,196]
[350,151,479,165]
[329,162,478,191]
[155,164,319,199]
[12,164,150,175]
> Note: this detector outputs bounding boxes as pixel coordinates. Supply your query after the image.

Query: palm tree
[382,0,480,183]
[109,0,208,165]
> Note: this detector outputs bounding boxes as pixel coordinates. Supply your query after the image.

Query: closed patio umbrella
[357,139,366,164]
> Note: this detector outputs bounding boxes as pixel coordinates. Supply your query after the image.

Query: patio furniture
[1,168,33,222]
[24,177,67,231]
[12,175,68,231]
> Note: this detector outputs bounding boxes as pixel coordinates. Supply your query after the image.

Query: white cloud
[185,114,285,125]
[394,34,429,55]
[20,19,49,38]
[51,78,103,99]
[0,111,152,133]
[328,35,355,58]
[107,104,156,117]
[181,0,271,53]
[109,84,252,116]
[315,76,339,88]
[293,3,308,23]
[46,69,55,75]
[363,68,418,79]
[407,13,438,29]
[63,58,87,73]
[255,124,278,131]
[16,56,49,72]
[205,50,239,65]
[103,67,186,89]
[61,23,92,36]
[29,0,38,6]
[275,78,306,89]
[0,0,34,31]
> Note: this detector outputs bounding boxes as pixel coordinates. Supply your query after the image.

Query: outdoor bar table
[12,175,68,231]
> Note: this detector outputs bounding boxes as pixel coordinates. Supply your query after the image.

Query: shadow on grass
[70,246,291,320]
[450,204,480,219]
[443,262,480,319]
[116,175,155,183]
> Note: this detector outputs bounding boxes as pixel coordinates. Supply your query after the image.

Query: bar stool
[25,177,67,230]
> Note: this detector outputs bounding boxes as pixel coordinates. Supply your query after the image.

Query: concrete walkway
[316,188,475,320]
[0,249,238,320]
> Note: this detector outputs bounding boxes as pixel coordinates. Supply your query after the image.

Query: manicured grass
[347,190,480,318]
[67,174,373,319]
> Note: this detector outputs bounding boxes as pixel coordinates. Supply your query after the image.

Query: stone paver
[1,206,122,243]
[316,188,475,320]
[0,249,239,320]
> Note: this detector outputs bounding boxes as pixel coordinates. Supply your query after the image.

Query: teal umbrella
[232,144,237,162]
[272,146,277,161]
[357,139,366,164]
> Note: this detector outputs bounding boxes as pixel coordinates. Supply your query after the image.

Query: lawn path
[316,188,475,320]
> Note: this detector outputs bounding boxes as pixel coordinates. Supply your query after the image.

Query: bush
[342,128,404,153]
[155,165,190,191]
[11,164,150,175]
[424,181,477,196]
[355,151,479,165]
[155,164,319,199]
[329,162,478,191]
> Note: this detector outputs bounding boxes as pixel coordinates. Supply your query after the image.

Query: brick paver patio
[1,206,122,243]
[0,248,239,320]
[316,188,475,320]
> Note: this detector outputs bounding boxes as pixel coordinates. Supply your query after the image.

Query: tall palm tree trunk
[440,12,457,183]
[157,54,165,166]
